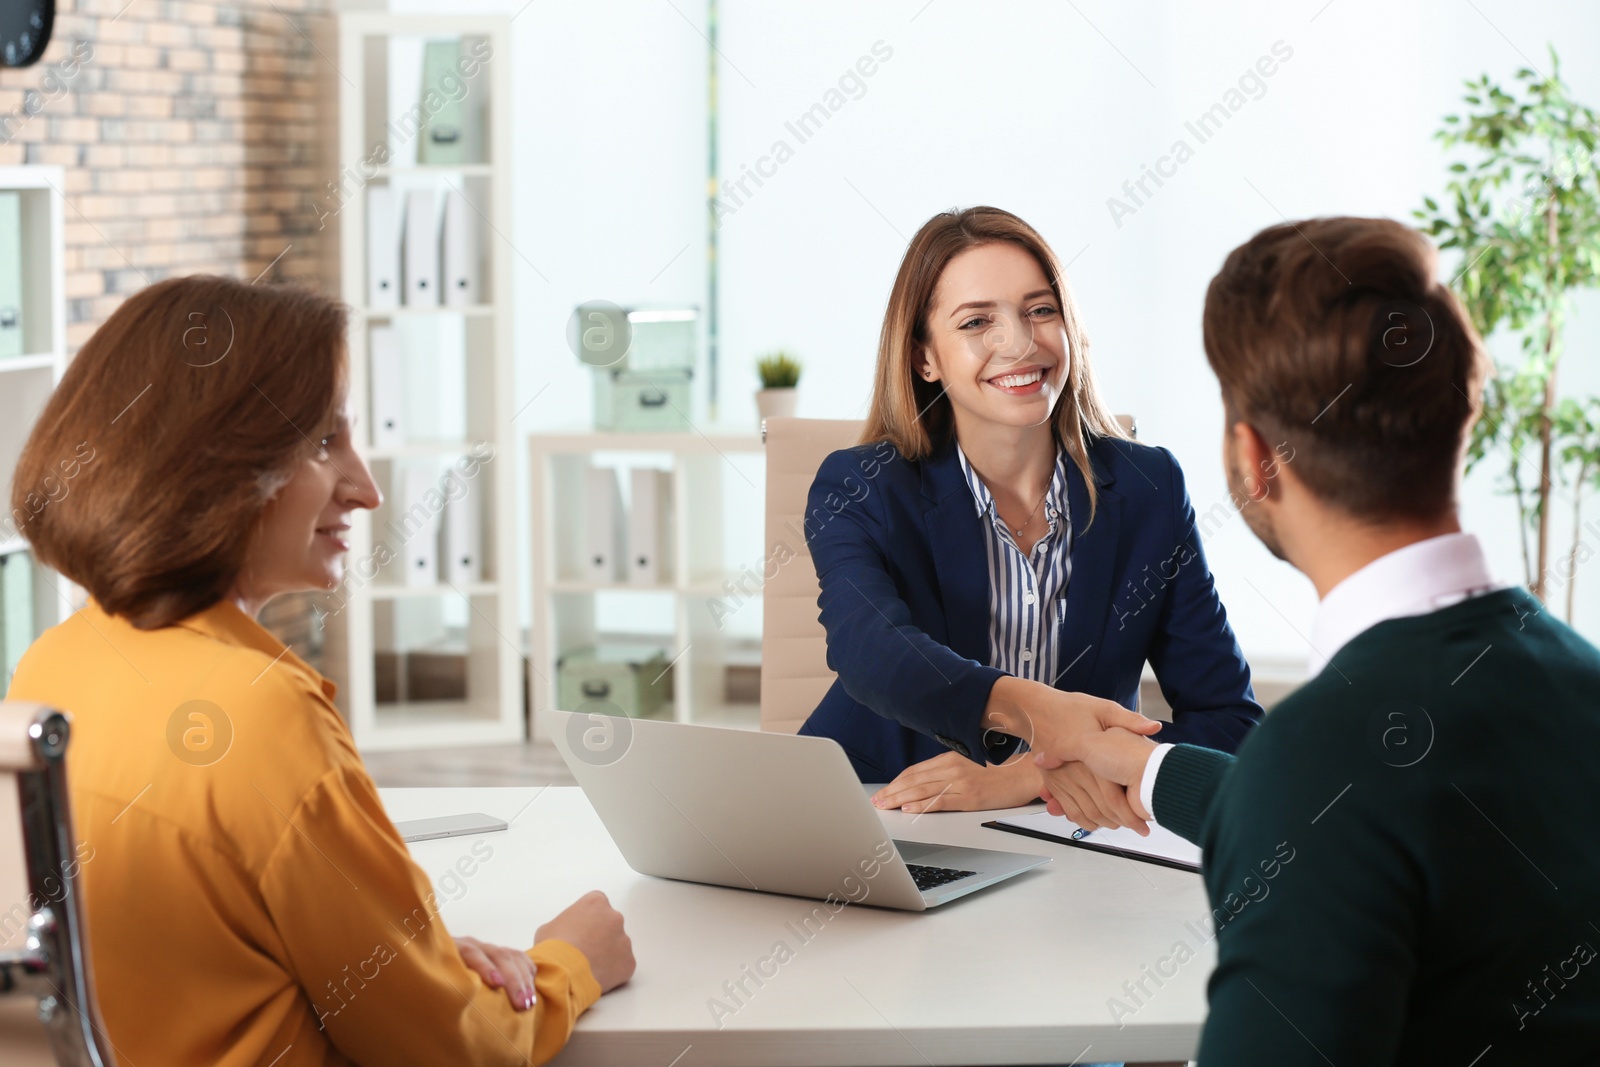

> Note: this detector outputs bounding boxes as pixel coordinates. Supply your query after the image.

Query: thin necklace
[1009,489,1049,537]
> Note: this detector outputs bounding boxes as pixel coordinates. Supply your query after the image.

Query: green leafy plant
[756,351,801,389]
[1414,48,1600,615]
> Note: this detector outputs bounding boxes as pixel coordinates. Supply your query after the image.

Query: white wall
[392,0,1600,661]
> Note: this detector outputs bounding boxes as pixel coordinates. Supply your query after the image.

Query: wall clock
[0,0,53,69]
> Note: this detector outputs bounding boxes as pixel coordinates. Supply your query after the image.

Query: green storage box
[593,368,692,432]
[557,643,672,718]
[624,310,697,373]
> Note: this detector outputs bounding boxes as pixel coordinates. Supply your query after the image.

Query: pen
[1071,828,1090,840]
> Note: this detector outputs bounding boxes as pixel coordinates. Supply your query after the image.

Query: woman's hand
[456,935,538,1011]
[982,676,1161,762]
[535,890,636,993]
[871,752,1043,813]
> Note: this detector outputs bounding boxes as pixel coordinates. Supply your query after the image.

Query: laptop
[549,709,1049,911]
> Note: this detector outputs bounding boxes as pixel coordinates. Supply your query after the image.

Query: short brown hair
[1202,217,1490,522]
[11,275,348,629]
[861,205,1129,519]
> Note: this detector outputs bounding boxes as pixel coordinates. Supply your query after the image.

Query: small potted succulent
[755,350,801,427]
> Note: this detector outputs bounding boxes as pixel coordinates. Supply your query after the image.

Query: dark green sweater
[1153,588,1600,1066]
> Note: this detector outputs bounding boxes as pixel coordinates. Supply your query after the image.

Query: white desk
[379,786,1213,1066]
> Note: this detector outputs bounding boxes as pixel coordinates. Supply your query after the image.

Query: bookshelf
[528,431,767,742]
[0,165,69,689]
[328,13,520,751]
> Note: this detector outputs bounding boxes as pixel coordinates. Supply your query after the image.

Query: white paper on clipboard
[986,808,1202,872]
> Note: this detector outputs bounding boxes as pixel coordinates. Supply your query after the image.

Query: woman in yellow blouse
[5,275,634,1065]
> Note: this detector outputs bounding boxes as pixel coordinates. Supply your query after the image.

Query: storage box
[557,643,672,718]
[723,663,761,705]
[593,368,692,432]
[373,648,468,703]
[624,309,697,373]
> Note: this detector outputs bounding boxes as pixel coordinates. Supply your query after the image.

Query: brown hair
[1202,216,1490,522]
[10,275,348,629]
[861,206,1129,519]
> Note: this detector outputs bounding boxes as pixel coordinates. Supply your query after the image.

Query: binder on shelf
[366,186,400,310]
[442,483,482,585]
[440,189,479,308]
[402,189,439,307]
[369,325,404,449]
[627,468,671,585]
[0,191,20,359]
[583,466,624,583]
[400,466,440,587]
[2,550,34,685]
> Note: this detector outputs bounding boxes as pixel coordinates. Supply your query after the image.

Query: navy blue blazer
[797,433,1262,782]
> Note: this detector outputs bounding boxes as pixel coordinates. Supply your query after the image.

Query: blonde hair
[861,206,1128,520]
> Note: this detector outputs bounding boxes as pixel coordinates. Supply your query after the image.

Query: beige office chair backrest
[760,418,866,733]
[0,703,116,1066]
[758,415,1137,735]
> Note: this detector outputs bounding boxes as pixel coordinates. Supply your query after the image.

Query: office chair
[0,703,117,1066]
[759,418,866,733]
[758,415,1137,735]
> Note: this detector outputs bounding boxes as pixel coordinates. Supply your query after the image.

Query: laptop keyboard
[906,863,977,891]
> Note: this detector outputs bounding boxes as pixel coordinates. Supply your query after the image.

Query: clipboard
[983,809,1202,874]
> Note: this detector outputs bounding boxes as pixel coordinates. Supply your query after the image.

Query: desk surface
[380,786,1213,1066]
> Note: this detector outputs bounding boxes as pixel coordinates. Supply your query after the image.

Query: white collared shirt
[954,442,1074,684]
[1138,532,1506,820]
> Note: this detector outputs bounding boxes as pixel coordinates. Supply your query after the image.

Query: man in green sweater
[1035,216,1600,1064]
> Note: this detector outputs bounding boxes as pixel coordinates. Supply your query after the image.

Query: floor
[363,740,577,788]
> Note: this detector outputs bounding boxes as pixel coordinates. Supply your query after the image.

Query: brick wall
[0,0,335,350]
[0,0,338,659]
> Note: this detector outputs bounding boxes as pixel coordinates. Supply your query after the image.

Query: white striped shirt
[955,442,1074,684]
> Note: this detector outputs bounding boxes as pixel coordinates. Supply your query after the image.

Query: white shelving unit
[329,13,521,751]
[0,165,71,687]
[528,431,767,742]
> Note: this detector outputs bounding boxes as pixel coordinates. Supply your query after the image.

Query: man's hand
[1035,727,1159,832]
[1035,760,1150,835]
[534,890,636,993]
[871,751,1043,813]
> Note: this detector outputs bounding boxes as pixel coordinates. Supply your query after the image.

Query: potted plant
[1415,48,1600,622]
[755,350,801,427]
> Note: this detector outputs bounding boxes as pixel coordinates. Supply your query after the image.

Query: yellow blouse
[6,598,600,1065]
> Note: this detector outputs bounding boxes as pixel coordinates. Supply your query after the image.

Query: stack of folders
[583,466,672,585]
[367,186,480,310]
[394,465,483,589]
[0,191,22,359]
[1,551,35,687]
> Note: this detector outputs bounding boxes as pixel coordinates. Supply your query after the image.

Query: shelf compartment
[364,313,497,452]
[366,453,498,590]
[359,173,495,316]
[372,589,504,717]
[0,364,59,534]
[356,30,496,170]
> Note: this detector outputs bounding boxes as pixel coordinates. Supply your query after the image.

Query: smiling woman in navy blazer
[799,206,1262,818]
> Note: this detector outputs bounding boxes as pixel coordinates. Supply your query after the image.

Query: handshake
[988,676,1166,836]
